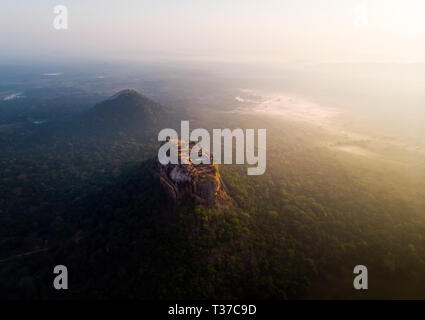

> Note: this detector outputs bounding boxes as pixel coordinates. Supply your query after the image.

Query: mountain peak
[107,89,141,101]
[77,90,170,137]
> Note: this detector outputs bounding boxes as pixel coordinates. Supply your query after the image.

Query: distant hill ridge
[89,89,165,125]
[66,89,178,139]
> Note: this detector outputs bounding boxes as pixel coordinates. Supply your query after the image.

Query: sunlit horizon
[1,0,425,65]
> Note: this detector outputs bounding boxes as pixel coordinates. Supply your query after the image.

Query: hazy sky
[1,0,425,64]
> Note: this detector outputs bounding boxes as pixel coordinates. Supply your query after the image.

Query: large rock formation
[157,140,233,208]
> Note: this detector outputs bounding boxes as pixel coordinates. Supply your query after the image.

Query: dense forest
[1,90,425,299]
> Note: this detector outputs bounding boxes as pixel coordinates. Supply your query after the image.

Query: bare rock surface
[157,140,233,208]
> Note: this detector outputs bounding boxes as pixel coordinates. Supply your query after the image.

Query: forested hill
[78,89,171,135]
[23,89,179,145]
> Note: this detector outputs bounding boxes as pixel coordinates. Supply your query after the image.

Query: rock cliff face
[157,140,233,208]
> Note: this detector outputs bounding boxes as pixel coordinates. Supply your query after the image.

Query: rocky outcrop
[157,140,233,208]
